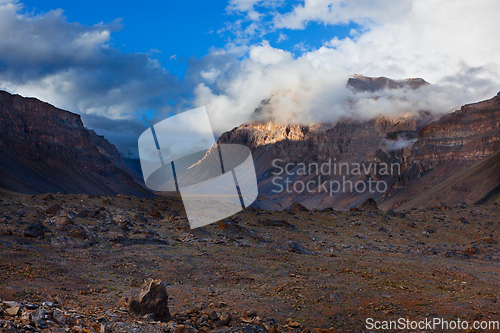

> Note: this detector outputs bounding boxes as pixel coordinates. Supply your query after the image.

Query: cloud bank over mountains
[1,0,500,152]
[195,0,500,133]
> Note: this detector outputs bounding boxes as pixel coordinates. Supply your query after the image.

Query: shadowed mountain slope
[0,90,152,197]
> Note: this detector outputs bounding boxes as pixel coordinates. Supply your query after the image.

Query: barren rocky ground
[1,193,500,332]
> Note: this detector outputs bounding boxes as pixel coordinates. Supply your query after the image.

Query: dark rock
[23,303,38,310]
[53,308,70,326]
[359,198,378,211]
[135,214,148,224]
[289,202,309,212]
[208,310,219,321]
[42,194,55,201]
[246,310,257,318]
[92,209,107,220]
[0,228,13,236]
[148,209,162,219]
[445,250,470,259]
[216,220,265,243]
[127,279,171,322]
[67,226,88,239]
[45,204,62,216]
[157,203,169,211]
[77,209,91,218]
[457,217,469,224]
[465,246,479,255]
[284,241,314,255]
[32,308,48,329]
[23,223,46,238]
[434,202,449,210]
[219,311,232,325]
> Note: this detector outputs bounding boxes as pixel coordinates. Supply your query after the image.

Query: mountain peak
[348,75,429,93]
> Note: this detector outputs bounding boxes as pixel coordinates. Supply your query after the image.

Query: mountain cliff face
[383,91,500,209]
[347,74,429,92]
[219,77,500,210]
[219,112,434,210]
[87,129,145,185]
[0,90,151,196]
[218,75,435,209]
[410,91,500,166]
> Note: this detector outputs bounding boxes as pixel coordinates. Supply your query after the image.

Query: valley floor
[0,194,500,332]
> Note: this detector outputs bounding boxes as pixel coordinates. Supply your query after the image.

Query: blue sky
[21,0,230,76]
[20,0,358,77]
[1,0,499,157]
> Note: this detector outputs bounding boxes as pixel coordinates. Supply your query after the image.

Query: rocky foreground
[0,194,500,332]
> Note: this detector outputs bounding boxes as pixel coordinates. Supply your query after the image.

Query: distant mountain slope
[0,90,152,197]
[87,129,145,185]
[382,91,500,209]
[219,76,500,210]
[218,76,435,209]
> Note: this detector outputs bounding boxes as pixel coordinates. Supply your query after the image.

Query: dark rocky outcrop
[0,90,152,197]
[347,74,429,92]
[385,92,500,209]
[126,279,172,322]
[358,198,379,210]
[288,202,309,212]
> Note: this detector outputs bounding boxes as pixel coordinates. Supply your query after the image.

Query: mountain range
[1,75,499,210]
[219,76,500,210]
[0,90,151,197]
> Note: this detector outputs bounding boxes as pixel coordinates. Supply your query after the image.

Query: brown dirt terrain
[1,194,500,332]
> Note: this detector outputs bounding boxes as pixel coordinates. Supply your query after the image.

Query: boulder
[23,223,46,238]
[147,209,162,219]
[127,279,171,322]
[358,198,378,211]
[289,202,309,212]
[45,204,62,216]
[32,308,48,329]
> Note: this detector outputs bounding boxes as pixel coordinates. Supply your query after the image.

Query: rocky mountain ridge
[0,90,151,197]
[219,78,500,210]
[383,91,500,209]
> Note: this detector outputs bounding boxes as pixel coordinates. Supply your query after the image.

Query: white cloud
[192,42,351,134]
[193,0,500,135]
[0,1,182,155]
[226,0,265,21]
[277,32,288,43]
[226,0,284,21]
[249,41,292,65]
[301,0,500,84]
[273,0,412,29]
